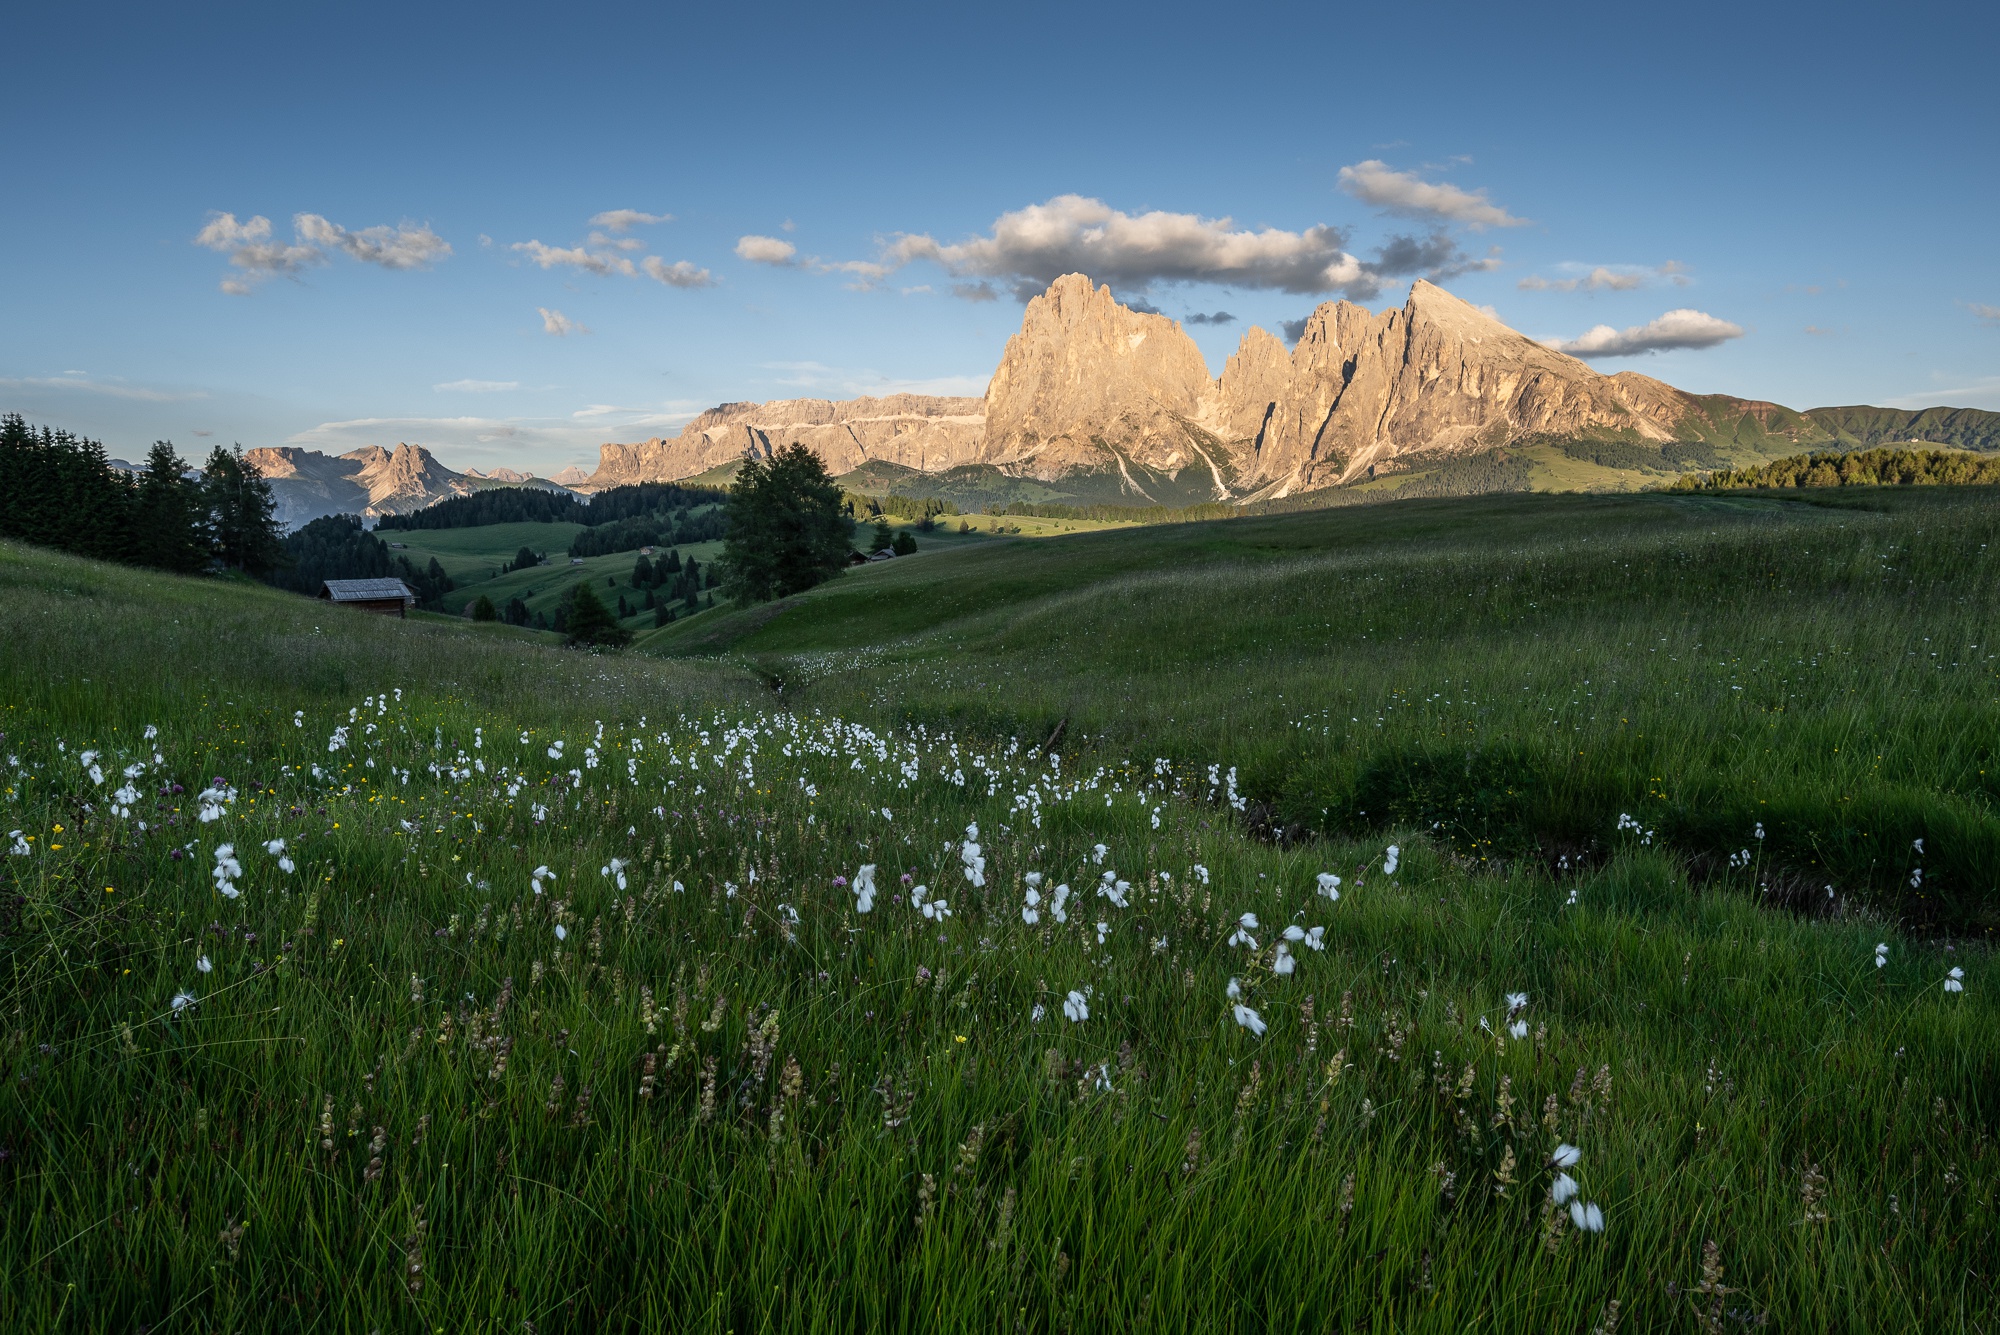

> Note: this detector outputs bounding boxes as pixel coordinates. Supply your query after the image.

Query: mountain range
[250,275,2000,522]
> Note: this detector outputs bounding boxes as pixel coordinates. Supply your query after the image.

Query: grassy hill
[2,494,1995,1329]
[651,486,2000,936]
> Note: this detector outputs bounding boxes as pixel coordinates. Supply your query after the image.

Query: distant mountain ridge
[245,443,570,529]
[565,274,1998,503]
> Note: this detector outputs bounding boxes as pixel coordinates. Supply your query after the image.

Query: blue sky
[3,0,1995,474]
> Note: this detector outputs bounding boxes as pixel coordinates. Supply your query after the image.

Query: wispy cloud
[538,307,587,337]
[1336,160,1528,230]
[1519,261,1689,293]
[434,379,520,393]
[1883,375,2000,410]
[589,209,673,232]
[512,219,713,289]
[1966,301,2000,328]
[736,235,800,266]
[284,408,709,474]
[1547,308,1745,358]
[0,374,206,403]
[759,360,988,398]
[195,211,449,292]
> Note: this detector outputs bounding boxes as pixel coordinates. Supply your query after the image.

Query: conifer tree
[563,580,632,648]
[201,445,284,575]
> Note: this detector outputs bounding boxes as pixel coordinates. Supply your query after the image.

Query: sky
[3,0,1996,475]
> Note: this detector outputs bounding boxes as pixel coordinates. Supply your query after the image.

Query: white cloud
[1519,262,1688,293]
[196,210,449,292]
[433,379,519,393]
[293,214,450,269]
[878,194,1364,298]
[285,409,707,474]
[737,235,800,265]
[1336,161,1528,230]
[1967,302,2000,327]
[538,308,587,337]
[513,240,636,278]
[0,375,205,403]
[643,257,716,288]
[589,209,673,232]
[1883,376,2000,410]
[1547,309,1745,358]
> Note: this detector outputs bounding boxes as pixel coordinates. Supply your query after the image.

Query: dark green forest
[1678,446,2000,491]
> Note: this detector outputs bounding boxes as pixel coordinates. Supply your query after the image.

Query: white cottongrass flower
[1192,864,1210,885]
[1302,926,1326,951]
[546,740,565,760]
[960,828,986,887]
[922,895,952,922]
[1317,872,1341,901]
[1025,871,1043,888]
[1092,844,1108,865]
[554,924,568,942]
[212,844,242,899]
[1550,1172,1579,1205]
[1232,1003,1267,1036]
[1095,920,1110,944]
[1945,966,1965,993]
[1509,1020,1529,1040]
[601,856,628,890]
[1227,912,1260,949]
[531,865,555,895]
[1875,943,1889,969]
[8,831,29,856]
[1062,990,1089,1023]
[880,807,893,821]
[1226,977,1243,1001]
[265,837,296,874]
[1505,991,1529,1015]
[1020,887,1041,925]
[1030,1003,1046,1023]
[143,724,158,740]
[1569,1201,1605,1232]
[1383,845,1400,875]
[1272,943,1296,975]
[1098,874,1130,908]
[1051,884,1071,924]
[196,955,213,974]
[170,990,196,1014]
[1550,1143,1581,1169]
[853,864,877,914]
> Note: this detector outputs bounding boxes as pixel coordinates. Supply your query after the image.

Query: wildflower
[601,857,629,890]
[1063,990,1089,1023]
[1021,886,1041,925]
[1232,1003,1267,1037]
[7,831,29,856]
[1569,1201,1605,1232]
[1092,843,1108,864]
[554,924,568,942]
[1317,872,1341,901]
[1226,976,1243,1001]
[1550,1143,1582,1169]
[546,740,565,760]
[1272,942,1296,975]
[1875,943,1889,969]
[922,895,952,922]
[171,990,196,1013]
[1098,874,1130,908]
[1383,845,1399,875]
[853,864,877,914]
[1227,913,1260,949]
[1025,871,1043,888]
[1193,863,1210,885]
[1550,1172,1579,1205]
[1506,991,1529,1015]
[531,865,555,895]
[1051,883,1071,924]
[1944,967,1965,993]
[196,955,213,974]
[1030,1002,1046,1023]
[144,724,158,740]
[1509,1020,1529,1040]
[960,827,986,887]
[212,844,242,899]
[1095,920,1110,944]
[881,807,892,820]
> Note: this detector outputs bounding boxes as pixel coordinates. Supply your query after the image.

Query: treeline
[268,515,456,609]
[1675,447,2000,492]
[375,480,727,532]
[0,414,283,574]
[1553,438,1726,472]
[844,491,960,524]
[568,506,726,559]
[993,499,1239,523]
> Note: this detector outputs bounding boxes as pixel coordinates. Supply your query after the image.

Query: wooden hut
[318,577,416,618]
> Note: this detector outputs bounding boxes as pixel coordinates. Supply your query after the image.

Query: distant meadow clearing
[1,487,1996,1331]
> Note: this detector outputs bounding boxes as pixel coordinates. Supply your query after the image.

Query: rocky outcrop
[246,443,561,528]
[576,394,985,491]
[1236,282,1704,494]
[980,274,1216,480]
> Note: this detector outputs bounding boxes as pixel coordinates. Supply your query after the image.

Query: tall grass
[0,537,1993,1330]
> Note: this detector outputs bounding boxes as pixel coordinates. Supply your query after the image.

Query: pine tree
[470,594,497,621]
[869,519,893,553]
[632,554,654,587]
[201,445,285,575]
[720,444,854,603]
[133,441,208,573]
[891,529,917,556]
[563,580,632,648]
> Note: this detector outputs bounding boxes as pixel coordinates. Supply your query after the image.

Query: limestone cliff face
[1237,282,1701,494]
[980,274,1215,480]
[578,394,985,490]
[1213,325,1294,447]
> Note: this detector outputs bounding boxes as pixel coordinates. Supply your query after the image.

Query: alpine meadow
[9,2,2000,1328]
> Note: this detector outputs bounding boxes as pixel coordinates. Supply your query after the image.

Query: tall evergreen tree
[563,580,632,648]
[202,445,285,575]
[133,442,208,573]
[719,444,852,604]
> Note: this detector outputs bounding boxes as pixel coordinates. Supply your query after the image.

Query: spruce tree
[201,445,285,575]
[470,595,497,621]
[563,580,632,648]
[134,441,207,573]
[891,529,917,556]
[869,519,893,553]
[719,443,853,603]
